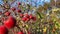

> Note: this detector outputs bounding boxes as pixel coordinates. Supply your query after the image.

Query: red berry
[22,17,27,22]
[0,26,8,34]
[4,12,10,16]
[22,17,29,22]
[28,32,31,34]
[24,13,29,18]
[17,31,24,34]
[4,16,16,29]
[11,7,16,11]
[1,17,5,21]
[26,18,30,21]
[32,17,36,21]
[17,9,21,13]
[20,13,24,17]
[0,11,2,15]
[18,2,21,5]
[29,14,33,19]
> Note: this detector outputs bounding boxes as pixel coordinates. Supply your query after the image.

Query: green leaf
[37,12,43,19]
[55,22,60,28]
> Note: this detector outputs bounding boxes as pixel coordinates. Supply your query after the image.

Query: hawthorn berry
[20,13,24,17]
[17,31,24,34]
[4,12,10,16]
[18,2,21,5]
[26,18,30,21]
[0,26,8,34]
[28,32,31,34]
[4,16,16,29]
[32,17,36,21]
[24,13,29,18]
[22,17,27,22]
[29,14,33,19]
[11,7,16,11]
[16,9,21,13]
[0,11,2,15]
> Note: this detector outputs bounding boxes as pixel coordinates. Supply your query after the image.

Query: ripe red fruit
[32,17,36,21]
[0,26,8,34]
[4,16,16,29]
[11,7,16,11]
[1,17,5,22]
[17,9,21,13]
[18,2,21,5]
[17,31,24,34]
[5,12,10,16]
[0,11,2,15]
[22,17,29,22]
[28,32,31,34]
[29,14,33,19]
[26,18,30,21]
[24,13,29,18]
[20,13,24,17]
[22,17,27,22]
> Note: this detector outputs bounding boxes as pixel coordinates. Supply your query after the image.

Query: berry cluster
[0,2,36,34]
[0,0,60,34]
[0,16,16,34]
[20,13,36,22]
